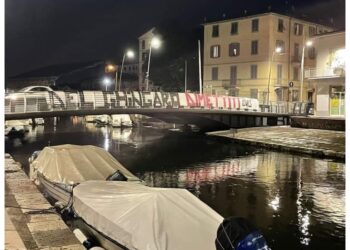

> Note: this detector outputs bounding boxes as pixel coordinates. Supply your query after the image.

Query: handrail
[5,90,292,116]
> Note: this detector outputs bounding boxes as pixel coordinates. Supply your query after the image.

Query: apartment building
[304,31,345,117]
[203,12,333,104]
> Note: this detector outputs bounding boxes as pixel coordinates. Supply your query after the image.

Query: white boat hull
[38,174,72,206]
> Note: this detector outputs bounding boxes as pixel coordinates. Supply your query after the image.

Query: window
[293,67,299,80]
[229,43,240,56]
[308,47,316,59]
[212,25,219,37]
[252,19,259,32]
[278,19,284,32]
[294,43,300,60]
[277,64,282,82]
[212,67,218,80]
[251,40,258,55]
[142,40,145,50]
[231,22,238,35]
[251,65,258,79]
[276,40,285,52]
[250,89,258,99]
[230,66,237,85]
[276,88,283,101]
[210,45,220,58]
[309,26,316,36]
[230,89,239,97]
[294,23,303,36]
[142,52,148,61]
[292,90,299,101]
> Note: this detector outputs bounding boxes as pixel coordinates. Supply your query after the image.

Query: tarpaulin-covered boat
[30,144,140,206]
[72,181,223,250]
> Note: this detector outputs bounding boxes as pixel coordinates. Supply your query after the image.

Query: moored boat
[72,181,223,250]
[111,114,133,128]
[29,144,140,207]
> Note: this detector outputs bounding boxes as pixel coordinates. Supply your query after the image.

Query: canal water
[5,117,345,250]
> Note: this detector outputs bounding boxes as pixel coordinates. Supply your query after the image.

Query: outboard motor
[215,217,269,250]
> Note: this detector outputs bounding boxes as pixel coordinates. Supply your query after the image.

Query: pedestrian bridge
[5,90,297,132]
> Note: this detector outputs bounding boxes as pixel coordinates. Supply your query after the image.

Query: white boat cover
[32,144,140,185]
[73,181,223,250]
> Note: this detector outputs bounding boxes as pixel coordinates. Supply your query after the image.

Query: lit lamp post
[105,64,118,91]
[119,50,135,91]
[103,77,111,91]
[300,40,313,102]
[145,37,161,91]
[267,47,282,105]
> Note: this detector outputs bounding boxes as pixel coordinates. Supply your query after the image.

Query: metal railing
[260,101,313,116]
[305,67,345,79]
[5,91,294,118]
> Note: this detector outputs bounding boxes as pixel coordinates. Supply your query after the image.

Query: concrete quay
[5,154,84,250]
[208,126,345,160]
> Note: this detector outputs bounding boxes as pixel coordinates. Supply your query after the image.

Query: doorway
[330,86,345,116]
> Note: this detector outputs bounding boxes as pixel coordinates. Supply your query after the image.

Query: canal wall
[208,126,345,160]
[291,116,345,131]
[5,154,84,249]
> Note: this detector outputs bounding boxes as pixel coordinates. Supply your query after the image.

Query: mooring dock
[5,154,83,249]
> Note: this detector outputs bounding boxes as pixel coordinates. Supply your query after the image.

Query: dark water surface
[5,117,345,250]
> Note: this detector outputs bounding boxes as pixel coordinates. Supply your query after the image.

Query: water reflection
[139,153,345,250]
[4,117,345,250]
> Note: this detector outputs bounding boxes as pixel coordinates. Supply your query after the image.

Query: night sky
[5,0,345,78]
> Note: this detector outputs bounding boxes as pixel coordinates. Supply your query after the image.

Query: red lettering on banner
[196,94,205,107]
[185,93,197,107]
[232,97,236,109]
[228,97,232,109]
[205,95,212,108]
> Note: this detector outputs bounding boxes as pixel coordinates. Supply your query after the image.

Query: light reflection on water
[5,117,345,250]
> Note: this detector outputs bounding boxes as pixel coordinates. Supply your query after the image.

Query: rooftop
[202,11,334,29]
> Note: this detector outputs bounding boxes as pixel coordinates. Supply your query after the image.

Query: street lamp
[267,47,283,105]
[118,49,135,91]
[103,77,111,91]
[145,36,161,91]
[300,40,313,102]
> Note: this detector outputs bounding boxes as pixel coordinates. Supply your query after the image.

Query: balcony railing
[305,67,345,79]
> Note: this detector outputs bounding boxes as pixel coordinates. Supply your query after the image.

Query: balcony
[304,67,345,79]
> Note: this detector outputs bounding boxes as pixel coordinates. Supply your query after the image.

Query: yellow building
[203,12,333,104]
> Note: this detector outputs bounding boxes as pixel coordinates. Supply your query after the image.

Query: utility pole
[198,40,202,94]
[184,60,187,92]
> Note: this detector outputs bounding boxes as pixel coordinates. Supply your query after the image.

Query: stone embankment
[208,126,345,160]
[5,154,83,250]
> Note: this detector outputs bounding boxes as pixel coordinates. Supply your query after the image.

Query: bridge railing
[260,101,313,116]
[5,91,292,116]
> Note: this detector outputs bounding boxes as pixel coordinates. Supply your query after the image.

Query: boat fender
[73,228,105,250]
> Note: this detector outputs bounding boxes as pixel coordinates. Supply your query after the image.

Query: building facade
[138,28,156,90]
[304,31,345,117]
[203,12,333,104]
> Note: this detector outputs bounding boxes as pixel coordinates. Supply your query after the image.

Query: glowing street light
[118,49,135,91]
[103,77,111,91]
[145,36,162,91]
[267,47,283,105]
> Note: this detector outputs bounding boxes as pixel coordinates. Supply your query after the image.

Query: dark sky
[5,0,345,78]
